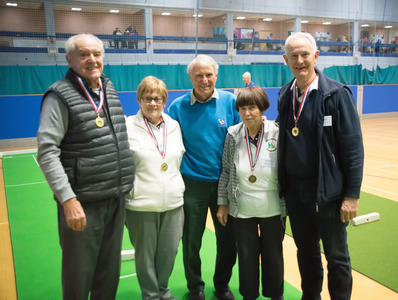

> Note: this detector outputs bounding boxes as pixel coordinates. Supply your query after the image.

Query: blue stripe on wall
[1,85,396,140]
[362,85,398,114]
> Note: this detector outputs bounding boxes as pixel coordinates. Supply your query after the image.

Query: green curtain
[1,64,398,96]
[323,65,364,85]
[373,65,398,84]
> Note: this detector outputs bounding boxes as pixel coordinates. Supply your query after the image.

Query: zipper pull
[315,203,319,213]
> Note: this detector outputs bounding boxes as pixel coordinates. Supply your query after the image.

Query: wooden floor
[1,118,398,299]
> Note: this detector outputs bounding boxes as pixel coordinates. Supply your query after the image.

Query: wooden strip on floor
[0,158,17,300]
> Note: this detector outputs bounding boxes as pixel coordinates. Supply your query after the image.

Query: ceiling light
[237,16,246,20]
[263,18,272,21]
[322,22,331,25]
[6,2,18,7]
[193,14,202,17]
[161,12,171,16]
[109,10,119,13]
[301,20,309,24]
[71,8,82,11]
[361,24,369,27]
[384,25,393,29]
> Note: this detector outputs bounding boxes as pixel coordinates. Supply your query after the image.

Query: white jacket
[125,110,185,212]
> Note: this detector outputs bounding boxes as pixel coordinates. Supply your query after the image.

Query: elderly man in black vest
[37,33,135,300]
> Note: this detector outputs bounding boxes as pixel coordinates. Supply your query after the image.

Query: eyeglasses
[142,96,164,104]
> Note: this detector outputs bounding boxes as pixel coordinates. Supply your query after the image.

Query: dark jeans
[182,176,237,293]
[57,196,125,300]
[285,194,352,300]
[234,216,285,299]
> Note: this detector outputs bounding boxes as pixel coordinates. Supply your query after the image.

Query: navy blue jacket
[277,68,364,206]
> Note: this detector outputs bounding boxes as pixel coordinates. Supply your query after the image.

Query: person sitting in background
[242,72,255,87]
[217,86,286,300]
[125,76,185,300]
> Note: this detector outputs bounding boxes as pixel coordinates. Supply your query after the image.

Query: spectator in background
[242,72,255,87]
[37,33,135,299]
[125,76,185,300]
[277,32,364,300]
[122,25,132,48]
[125,24,132,33]
[337,36,349,53]
[168,54,240,300]
[375,39,381,53]
[112,26,122,49]
[130,26,139,49]
[267,33,273,50]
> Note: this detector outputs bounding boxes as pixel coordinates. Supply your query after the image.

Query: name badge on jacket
[324,115,332,127]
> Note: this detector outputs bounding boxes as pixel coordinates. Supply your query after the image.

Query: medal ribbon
[143,116,167,159]
[244,123,264,172]
[76,76,104,115]
[292,75,318,127]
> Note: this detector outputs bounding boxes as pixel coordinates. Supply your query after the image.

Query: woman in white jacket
[217,86,286,300]
[125,76,185,300]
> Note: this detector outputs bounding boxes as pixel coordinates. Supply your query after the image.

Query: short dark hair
[235,86,270,112]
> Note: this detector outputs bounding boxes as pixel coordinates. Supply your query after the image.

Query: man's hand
[217,205,229,227]
[62,198,87,231]
[340,197,359,223]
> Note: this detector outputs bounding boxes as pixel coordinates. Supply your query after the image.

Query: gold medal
[248,175,257,183]
[292,126,299,137]
[96,116,104,127]
[161,162,168,171]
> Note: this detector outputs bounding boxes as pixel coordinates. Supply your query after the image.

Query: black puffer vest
[43,69,135,203]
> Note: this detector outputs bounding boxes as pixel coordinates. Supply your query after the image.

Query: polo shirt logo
[218,118,227,127]
[266,138,277,152]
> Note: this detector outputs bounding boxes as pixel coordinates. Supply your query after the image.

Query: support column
[145,8,153,59]
[226,12,234,50]
[43,0,57,53]
[352,21,360,57]
[294,17,302,34]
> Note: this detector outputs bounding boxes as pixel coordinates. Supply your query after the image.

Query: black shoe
[215,289,234,300]
[189,291,205,300]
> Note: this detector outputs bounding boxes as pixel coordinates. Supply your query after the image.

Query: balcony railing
[0,31,397,57]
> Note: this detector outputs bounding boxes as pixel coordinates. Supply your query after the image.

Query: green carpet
[3,153,302,299]
[284,191,398,293]
[347,192,398,292]
[4,153,398,296]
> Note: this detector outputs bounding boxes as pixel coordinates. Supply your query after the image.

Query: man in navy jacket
[277,32,364,300]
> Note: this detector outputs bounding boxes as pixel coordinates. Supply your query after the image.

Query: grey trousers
[57,196,125,300]
[125,206,184,300]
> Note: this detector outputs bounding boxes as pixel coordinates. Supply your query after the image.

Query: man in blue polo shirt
[168,55,240,300]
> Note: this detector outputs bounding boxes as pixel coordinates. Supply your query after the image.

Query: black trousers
[234,216,285,299]
[57,196,125,300]
[284,176,352,300]
[182,176,237,293]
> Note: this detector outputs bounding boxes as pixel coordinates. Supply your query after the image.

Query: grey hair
[187,54,219,75]
[242,71,251,78]
[284,32,317,55]
[65,33,104,56]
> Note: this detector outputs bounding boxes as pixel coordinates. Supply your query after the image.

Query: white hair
[284,32,317,55]
[65,33,104,56]
[187,54,219,75]
[242,72,251,78]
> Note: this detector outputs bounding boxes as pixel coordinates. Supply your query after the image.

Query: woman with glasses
[125,76,185,300]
